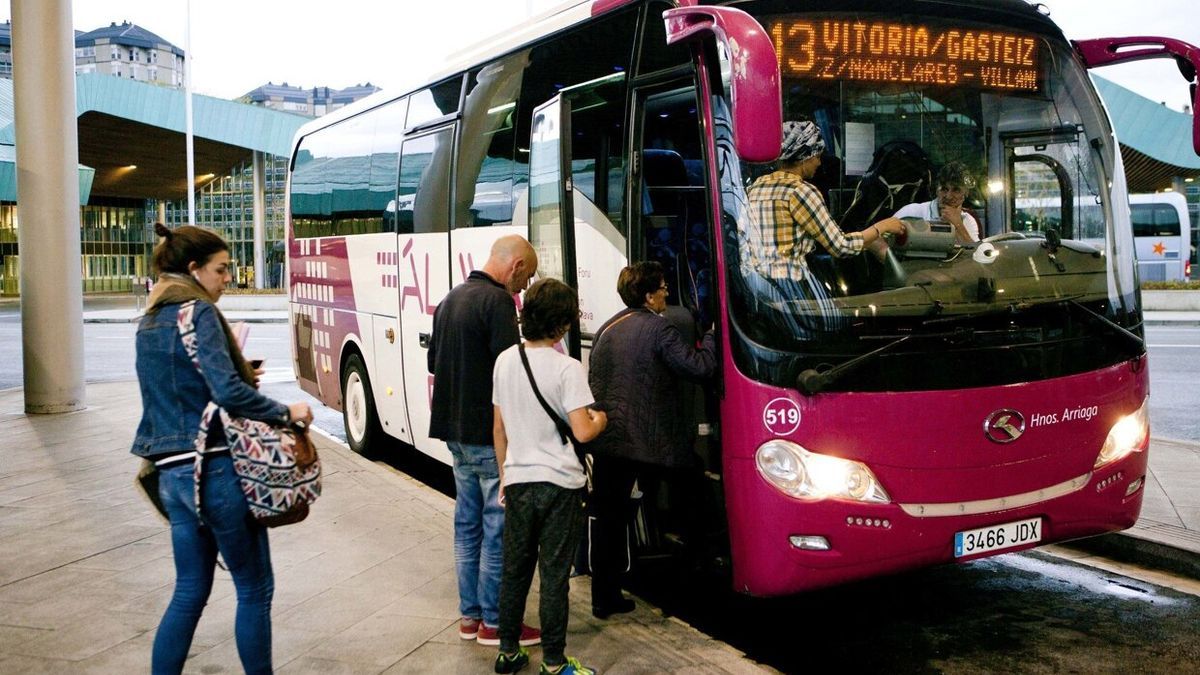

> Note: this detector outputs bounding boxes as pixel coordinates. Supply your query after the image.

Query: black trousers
[498,482,584,664]
[589,454,712,608]
[588,455,639,608]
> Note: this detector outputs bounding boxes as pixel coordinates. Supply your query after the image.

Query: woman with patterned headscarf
[743,120,906,286]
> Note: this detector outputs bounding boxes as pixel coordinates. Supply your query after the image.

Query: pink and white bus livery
[287,0,1200,596]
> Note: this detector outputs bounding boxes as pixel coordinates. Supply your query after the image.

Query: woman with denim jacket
[131,223,312,675]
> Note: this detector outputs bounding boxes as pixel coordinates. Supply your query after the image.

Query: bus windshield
[722,8,1142,393]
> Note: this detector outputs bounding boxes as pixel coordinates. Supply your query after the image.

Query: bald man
[428,234,540,647]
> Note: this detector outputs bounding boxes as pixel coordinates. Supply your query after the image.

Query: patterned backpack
[177,300,322,527]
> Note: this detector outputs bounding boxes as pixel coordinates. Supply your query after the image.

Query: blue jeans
[448,441,504,627]
[152,455,274,675]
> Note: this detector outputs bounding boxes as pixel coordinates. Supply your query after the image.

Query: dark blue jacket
[588,307,716,468]
[130,300,289,459]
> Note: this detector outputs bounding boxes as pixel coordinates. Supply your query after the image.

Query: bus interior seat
[840,140,934,233]
[836,140,934,294]
[644,148,690,189]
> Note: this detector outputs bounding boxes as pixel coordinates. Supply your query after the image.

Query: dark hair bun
[154,222,172,239]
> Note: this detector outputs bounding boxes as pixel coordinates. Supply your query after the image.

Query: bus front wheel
[341,353,381,455]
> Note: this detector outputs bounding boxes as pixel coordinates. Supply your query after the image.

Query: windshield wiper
[921,295,1065,326]
[797,334,916,395]
[797,296,1144,396]
[922,295,1144,355]
[919,295,1083,328]
[1066,299,1146,355]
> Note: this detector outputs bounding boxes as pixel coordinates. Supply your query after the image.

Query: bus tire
[341,353,382,456]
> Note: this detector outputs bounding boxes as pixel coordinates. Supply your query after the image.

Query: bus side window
[512,6,637,234]
[291,101,404,239]
[407,76,463,130]
[637,0,692,76]
[370,98,407,234]
[457,54,528,228]
[397,127,454,235]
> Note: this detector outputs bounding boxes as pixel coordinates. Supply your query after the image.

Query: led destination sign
[769,19,1041,91]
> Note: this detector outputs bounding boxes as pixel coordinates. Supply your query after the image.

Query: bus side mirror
[663,4,782,163]
[1074,36,1200,156]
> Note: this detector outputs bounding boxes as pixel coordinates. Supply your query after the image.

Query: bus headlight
[755,440,890,504]
[1094,398,1150,468]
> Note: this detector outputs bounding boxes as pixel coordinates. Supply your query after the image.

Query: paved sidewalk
[1143,311,1200,326]
[0,382,768,674]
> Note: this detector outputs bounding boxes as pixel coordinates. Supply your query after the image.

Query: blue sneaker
[495,647,530,674]
[540,656,595,675]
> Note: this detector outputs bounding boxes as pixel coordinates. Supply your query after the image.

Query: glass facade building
[0,154,290,296]
[162,155,290,289]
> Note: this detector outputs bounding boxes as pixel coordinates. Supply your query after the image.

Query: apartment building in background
[238,81,381,117]
[0,19,185,86]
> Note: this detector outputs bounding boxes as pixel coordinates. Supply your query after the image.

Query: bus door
[528,87,630,361]
[630,79,724,548]
[528,96,581,355]
[397,124,456,463]
[631,81,715,331]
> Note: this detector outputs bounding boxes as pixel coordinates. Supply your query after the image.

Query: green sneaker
[540,656,596,675]
[495,647,530,674]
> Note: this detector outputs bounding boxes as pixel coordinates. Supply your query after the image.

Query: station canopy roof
[0,73,307,202]
[1093,75,1200,192]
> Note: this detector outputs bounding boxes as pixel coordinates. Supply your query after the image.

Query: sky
[3,1,1198,112]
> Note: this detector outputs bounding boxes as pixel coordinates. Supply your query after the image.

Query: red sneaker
[518,624,542,647]
[476,623,541,647]
[459,617,481,640]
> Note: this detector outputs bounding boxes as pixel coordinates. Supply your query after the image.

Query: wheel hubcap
[345,372,367,442]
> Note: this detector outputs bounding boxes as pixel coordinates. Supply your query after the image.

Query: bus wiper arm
[1066,299,1146,354]
[797,335,916,396]
[920,295,1084,328]
[920,302,1023,327]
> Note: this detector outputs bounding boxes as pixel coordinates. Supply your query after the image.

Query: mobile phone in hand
[250,359,265,369]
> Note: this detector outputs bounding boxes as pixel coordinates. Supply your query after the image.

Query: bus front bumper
[725,452,1147,597]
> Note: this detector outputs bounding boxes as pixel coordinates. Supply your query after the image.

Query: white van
[1131,192,1192,282]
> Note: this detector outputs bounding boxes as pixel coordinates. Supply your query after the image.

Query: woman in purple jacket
[586,260,716,618]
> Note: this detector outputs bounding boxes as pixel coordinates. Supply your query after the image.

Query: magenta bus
[286,0,1200,596]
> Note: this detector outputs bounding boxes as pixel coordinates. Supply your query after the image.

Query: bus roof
[290,0,627,149]
[1130,192,1189,208]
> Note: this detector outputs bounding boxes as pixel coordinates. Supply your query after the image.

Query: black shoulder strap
[518,344,576,448]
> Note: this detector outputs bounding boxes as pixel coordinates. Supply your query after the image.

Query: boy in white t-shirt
[492,279,607,675]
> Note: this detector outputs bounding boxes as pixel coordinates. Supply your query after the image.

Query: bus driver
[894,161,979,243]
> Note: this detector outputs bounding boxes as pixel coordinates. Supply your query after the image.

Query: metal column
[13,0,86,413]
[252,151,266,289]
